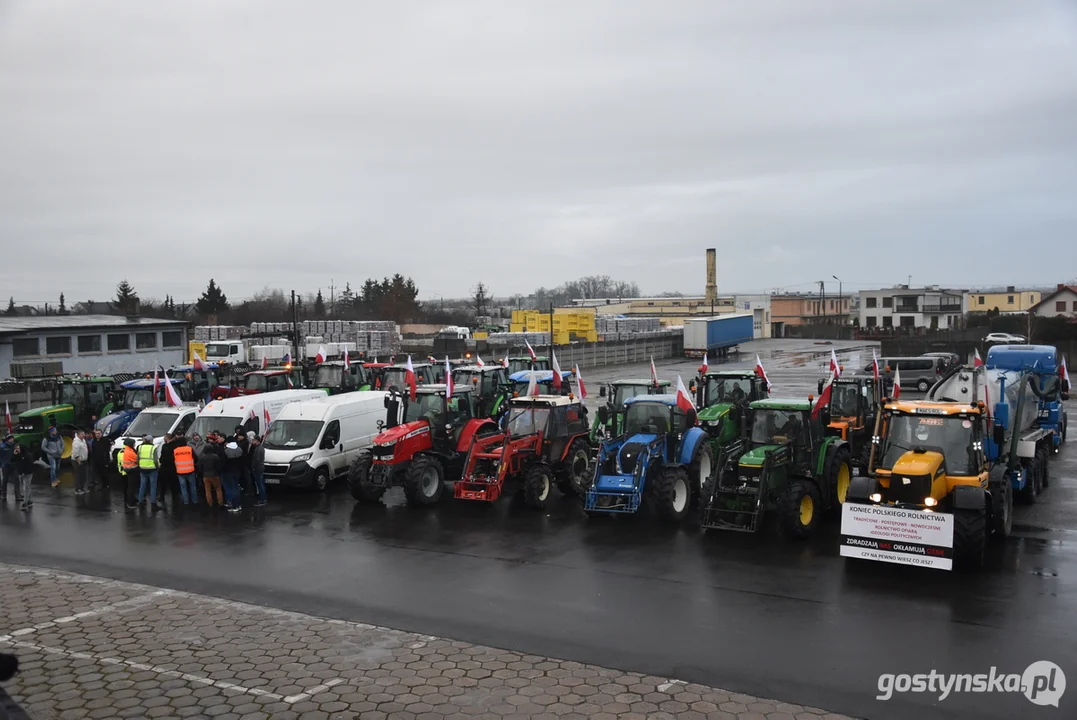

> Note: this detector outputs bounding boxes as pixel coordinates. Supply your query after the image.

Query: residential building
[858,286,966,331]
[966,287,1041,313]
[769,293,854,337]
[1030,285,1077,319]
[0,315,189,378]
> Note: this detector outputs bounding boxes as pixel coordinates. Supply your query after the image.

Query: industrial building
[858,286,966,331]
[0,315,189,378]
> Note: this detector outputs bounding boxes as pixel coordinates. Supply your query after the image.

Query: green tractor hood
[738,444,784,467]
[697,402,734,423]
[18,404,72,419]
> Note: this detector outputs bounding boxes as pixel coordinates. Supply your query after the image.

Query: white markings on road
[658,679,687,693]
[283,677,347,703]
[0,590,170,643]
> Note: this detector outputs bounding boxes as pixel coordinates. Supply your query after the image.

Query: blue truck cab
[987,344,1068,452]
[584,394,713,521]
[508,370,574,397]
[94,378,186,440]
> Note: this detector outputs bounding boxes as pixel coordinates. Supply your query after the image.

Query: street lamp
[832,275,843,326]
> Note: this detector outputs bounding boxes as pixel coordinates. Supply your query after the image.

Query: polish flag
[261,355,269,370]
[405,355,417,401]
[164,378,183,407]
[263,405,272,433]
[445,357,454,400]
[342,346,350,369]
[550,350,563,393]
[315,345,327,364]
[501,355,509,368]
[754,355,772,392]
[192,351,207,371]
[574,364,587,401]
[699,352,709,376]
[1062,356,1070,387]
[650,356,659,387]
[812,370,835,419]
[675,375,695,414]
[527,368,540,397]
[892,365,902,399]
[525,339,538,361]
[871,349,880,382]
[4,400,12,433]
[974,349,984,368]
[830,349,842,378]
[152,369,161,405]
[475,355,485,368]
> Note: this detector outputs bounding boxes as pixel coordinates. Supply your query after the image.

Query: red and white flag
[342,346,350,368]
[315,345,327,364]
[405,355,418,400]
[871,349,880,382]
[754,355,772,392]
[475,354,485,368]
[812,370,835,419]
[525,339,537,361]
[261,355,269,370]
[974,349,984,368]
[501,355,509,368]
[574,364,587,401]
[527,368,540,397]
[152,369,161,405]
[550,350,563,393]
[829,349,842,378]
[650,356,659,387]
[699,352,709,376]
[675,375,695,414]
[444,356,454,400]
[892,364,902,399]
[263,405,272,433]
[1062,356,1070,387]
[192,351,207,371]
[4,400,12,433]
[164,378,183,407]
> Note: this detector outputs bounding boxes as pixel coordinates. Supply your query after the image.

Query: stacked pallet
[193,325,246,342]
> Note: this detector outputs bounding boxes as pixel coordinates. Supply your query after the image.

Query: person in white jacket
[71,431,89,495]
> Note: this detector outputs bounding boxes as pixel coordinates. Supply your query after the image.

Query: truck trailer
[683,314,753,358]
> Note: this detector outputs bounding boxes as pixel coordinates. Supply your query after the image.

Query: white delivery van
[188,389,328,441]
[109,404,200,465]
[261,391,387,491]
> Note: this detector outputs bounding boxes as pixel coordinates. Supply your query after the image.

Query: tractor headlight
[707,420,720,427]
[869,492,882,502]
[924,497,938,507]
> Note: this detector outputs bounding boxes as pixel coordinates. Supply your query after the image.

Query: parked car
[920,352,961,370]
[863,356,948,393]
[985,332,1026,344]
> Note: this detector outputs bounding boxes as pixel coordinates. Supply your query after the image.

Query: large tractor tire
[953,509,987,572]
[689,442,715,496]
[824,445,854,514]
[348,451,386,504]
[648,466,692,522]
[780,479,821,539]
[403,455,445,507]
[523,462,554,509]
[1017,457,1040,505]
[557,439,591,498]
[1038,445,1051,489]
[988,467,1013,540]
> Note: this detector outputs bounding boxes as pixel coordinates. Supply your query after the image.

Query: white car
[985,332,1026,344]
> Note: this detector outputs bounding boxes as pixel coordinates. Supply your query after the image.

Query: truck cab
[204,341,246,365]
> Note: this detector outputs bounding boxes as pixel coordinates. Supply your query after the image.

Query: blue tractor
[507,370,574,397]
[986,344,1067,452]
[582,394,714,521]
[94,378,186,441]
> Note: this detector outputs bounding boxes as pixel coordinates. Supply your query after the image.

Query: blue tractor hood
[594,432,659,493]
[95,409,140,440]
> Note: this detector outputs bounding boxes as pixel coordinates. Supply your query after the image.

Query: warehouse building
[0,315,189,378]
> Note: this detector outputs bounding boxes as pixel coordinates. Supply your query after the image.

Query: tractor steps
[584,489,642,514]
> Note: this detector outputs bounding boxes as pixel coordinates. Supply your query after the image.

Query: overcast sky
[2,1,1076,306]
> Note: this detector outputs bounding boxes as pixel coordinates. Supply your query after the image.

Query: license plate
[265,477,280,485]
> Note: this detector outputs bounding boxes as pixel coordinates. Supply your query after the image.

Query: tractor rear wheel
[348,451,385,504]
[953,509,986,572]
[824,446,854,514]
[648,466,691,522]
[1017,458,1040,504]
[523,462,554,509]
[780,479,821,539]
[403,455,445,507]
[689,442,715,495]
[557,440,591,498]
[989,471,1013,540]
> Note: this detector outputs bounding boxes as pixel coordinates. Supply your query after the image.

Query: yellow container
[188,341,207,364]
[473,331,489,340]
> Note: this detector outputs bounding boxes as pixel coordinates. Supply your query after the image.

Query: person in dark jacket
[157,433,181,509]
[12,442,36,511]
[199,433,225,509]
[221,426,248,512]
[89,429,110,492]
[249,435,267,507]
[0,434,19,504]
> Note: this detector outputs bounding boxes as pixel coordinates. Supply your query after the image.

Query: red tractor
[348,384,500,506]
[455,395,593,509]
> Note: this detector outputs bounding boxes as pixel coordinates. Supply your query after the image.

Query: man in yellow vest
[173,437,198,506]
[136,434,161,511]
[119,438,139,511]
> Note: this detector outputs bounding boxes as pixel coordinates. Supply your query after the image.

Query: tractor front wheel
[557,440,591,498]
[825,446,854,513]
[348,451,385,504]
[523,462,554,509]
[403,455,445,507]
[953,509,987,571]
[989,473,1013,540]
[780,480,821,539]
[1017,458,1040,505]
[648,466,691,522]
[690,442,715,495]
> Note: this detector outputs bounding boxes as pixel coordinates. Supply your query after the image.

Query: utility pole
[819,281,826,323]
[548,303,555,359]
[290,290,300,363]
[329,279,335,317]
[832,275,843,326]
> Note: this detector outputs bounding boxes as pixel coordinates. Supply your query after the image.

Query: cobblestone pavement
[0,563,855,720]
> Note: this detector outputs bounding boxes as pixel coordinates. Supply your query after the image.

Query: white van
[188,389,328,441]
[109,404,200,464]
[261,391,387,491]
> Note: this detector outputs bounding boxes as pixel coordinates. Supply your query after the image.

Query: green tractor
[694,369,770,467]
[12,376,119,459]
[506,356,551,376]
[591,379,671,442]
[451,365,511,422]
[700,398,853,538]
[312,361,373,395]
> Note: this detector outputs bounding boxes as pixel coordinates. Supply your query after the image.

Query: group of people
[116,426,267,513]
[0,423,269,514]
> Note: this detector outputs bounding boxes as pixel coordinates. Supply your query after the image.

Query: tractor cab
[53,376,119,427]
[451,365,510,419]
[94,378,187,440]
[168,363,220,403]
[378,363,437,393]
[594,379,671,441]
[313,361,371,395]
[507,370,574,397]
[507,356,551,375]
[816,374,879,471]
[695,370,769,445]
[239,368,297,395]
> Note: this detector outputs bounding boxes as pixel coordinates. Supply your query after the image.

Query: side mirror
[817,379,825,395]
[993,424,1005,447]
[599,386,607,398]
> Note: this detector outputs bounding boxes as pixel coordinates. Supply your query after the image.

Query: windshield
[404,394,444,424]
[506,405,550,437]
[612,384,653,407]
[244,374,267,392]
[830,384,862,417]
[264,419,322,449]
[188,415,243,440]
[123,389,155,410]
[125,412,179,438]
[880,414,977,475]
[58,383,84,407]
[206,343,232,359]
[623,403,671,436]
[382,369,409,391]
[314,366,343,388]
[750,409,805,445]
[705,377,751,405]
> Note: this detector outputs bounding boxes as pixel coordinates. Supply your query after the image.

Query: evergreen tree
[314,289,326,317]
[58,293,67,314]
[115,279,137,310]
[195,279,229,316]
[4,297,14,316]
[473,283,490,318]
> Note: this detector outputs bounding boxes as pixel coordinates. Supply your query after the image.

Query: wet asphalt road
[1,339,1074,720]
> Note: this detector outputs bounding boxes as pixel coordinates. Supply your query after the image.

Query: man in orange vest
[173,437,198,506]
[119,438,139,511]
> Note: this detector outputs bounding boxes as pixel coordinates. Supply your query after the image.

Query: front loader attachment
[455,432,509,502]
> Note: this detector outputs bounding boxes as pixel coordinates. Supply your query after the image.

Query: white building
[732,294,772,339]
[1030,285,1077,319]
[858,286,966,331]
[0,315,189,378]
